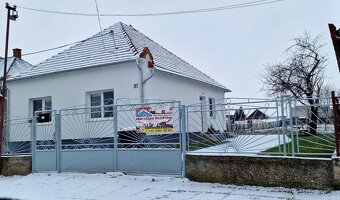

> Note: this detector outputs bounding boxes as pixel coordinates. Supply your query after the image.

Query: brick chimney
[12,48,22,59]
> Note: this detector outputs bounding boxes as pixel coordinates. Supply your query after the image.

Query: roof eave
[154,66,231,92]
[8,58,136,82]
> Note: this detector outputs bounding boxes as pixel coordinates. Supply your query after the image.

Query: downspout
[136,58,144,104]
[136,58,155,104]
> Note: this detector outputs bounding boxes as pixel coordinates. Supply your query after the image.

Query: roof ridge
[33,23,121,68]
[122,23,224,88]
[119,22,139,56]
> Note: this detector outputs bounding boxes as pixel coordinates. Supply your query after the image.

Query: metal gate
[31,101,184,175]
[116,102,183,175]
[59,106,115,172]
[32,110,58,172]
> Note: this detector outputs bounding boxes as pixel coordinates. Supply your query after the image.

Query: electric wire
[20,0,285,57]
[94,0,106,51]
[22,32,111,56]
[17,0,285,17]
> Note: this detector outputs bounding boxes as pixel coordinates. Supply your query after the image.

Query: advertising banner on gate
[136,105,174,134]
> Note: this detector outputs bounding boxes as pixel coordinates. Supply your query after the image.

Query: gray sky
[1,0,339,98]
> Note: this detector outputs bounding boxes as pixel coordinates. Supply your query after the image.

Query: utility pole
[0,3,18,167]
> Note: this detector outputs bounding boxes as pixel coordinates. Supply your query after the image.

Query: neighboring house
[0,48,33,98]
[246,109,268,121]
[7,22,229,132]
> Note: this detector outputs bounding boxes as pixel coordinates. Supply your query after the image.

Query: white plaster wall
[7,61,140,118]
[144,70,227,132]
[144,70,226,105]
[7,61,227,134]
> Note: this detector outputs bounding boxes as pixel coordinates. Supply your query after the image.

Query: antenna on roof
[109,30,118,49]
[94,0,106,52]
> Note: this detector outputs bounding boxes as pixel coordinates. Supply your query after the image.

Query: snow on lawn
[0,173,339,200]
[194,135,290,154]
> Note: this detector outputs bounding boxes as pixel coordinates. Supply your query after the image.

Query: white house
[6,22,229,132]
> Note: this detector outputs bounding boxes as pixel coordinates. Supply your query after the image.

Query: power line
[22,32,110,56]
[20,0,286,57]
[17,0,285,17]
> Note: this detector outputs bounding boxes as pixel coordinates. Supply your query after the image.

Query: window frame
[30,96,52,117]
[208,97,216,118]
[87,89,114,119]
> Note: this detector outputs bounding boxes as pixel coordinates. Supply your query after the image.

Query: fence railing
[1,96,338,159]
[186,95,336,158]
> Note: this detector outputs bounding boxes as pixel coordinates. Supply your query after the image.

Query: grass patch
[189,139,223,151]
[264,134,335,158]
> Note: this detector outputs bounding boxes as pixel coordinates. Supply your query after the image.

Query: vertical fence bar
[294,99,300,154]
[113,105,118,171]
[276,99,281,153]
[31,116,36,172]
[180,105,187,177]
[280,96,287,156]
[331,91,340,156]
[4,120,9,155]
[288,96,295,157]
[55,113,61,173]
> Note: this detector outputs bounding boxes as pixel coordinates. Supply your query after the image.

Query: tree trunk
[308,106,318,135]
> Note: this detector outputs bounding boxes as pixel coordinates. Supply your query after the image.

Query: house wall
[145,70,226,132]
[144,70,225,105]
[7,61,226,134]
[7,61,140,118]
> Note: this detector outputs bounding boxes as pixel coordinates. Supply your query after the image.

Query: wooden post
[332,91,340,157]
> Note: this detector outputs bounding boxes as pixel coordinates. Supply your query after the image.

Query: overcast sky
[0,0,339,98]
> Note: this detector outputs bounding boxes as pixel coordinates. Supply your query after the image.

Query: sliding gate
[32,102,184,175]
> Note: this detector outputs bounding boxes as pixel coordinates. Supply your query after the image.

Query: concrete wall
[333,156,340,189]
[1,156,31,176]
[186,154,336,190]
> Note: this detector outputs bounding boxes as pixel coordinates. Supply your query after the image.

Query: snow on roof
[12,22,229,91]
[0,57,33,79]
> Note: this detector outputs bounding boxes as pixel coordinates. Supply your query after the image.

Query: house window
[32,97,52,116]
[208,98,215,118]
[89,90,114,118]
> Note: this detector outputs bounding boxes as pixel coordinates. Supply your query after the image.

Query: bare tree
[261,32,327,135]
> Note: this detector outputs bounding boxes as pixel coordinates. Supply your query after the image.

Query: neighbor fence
[1,95,339,174]
[186,95,336,158]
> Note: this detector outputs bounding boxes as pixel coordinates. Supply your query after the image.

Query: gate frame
[31,102,186,176]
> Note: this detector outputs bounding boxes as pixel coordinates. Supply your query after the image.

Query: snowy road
[0,173,339,200]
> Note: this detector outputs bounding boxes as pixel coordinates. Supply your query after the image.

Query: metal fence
[186,96,335,158]
[1,96,338,174]
[3,117,32,155]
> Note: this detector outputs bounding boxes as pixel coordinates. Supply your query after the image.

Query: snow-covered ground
[194,135,290,154]
[0,173,339,200]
